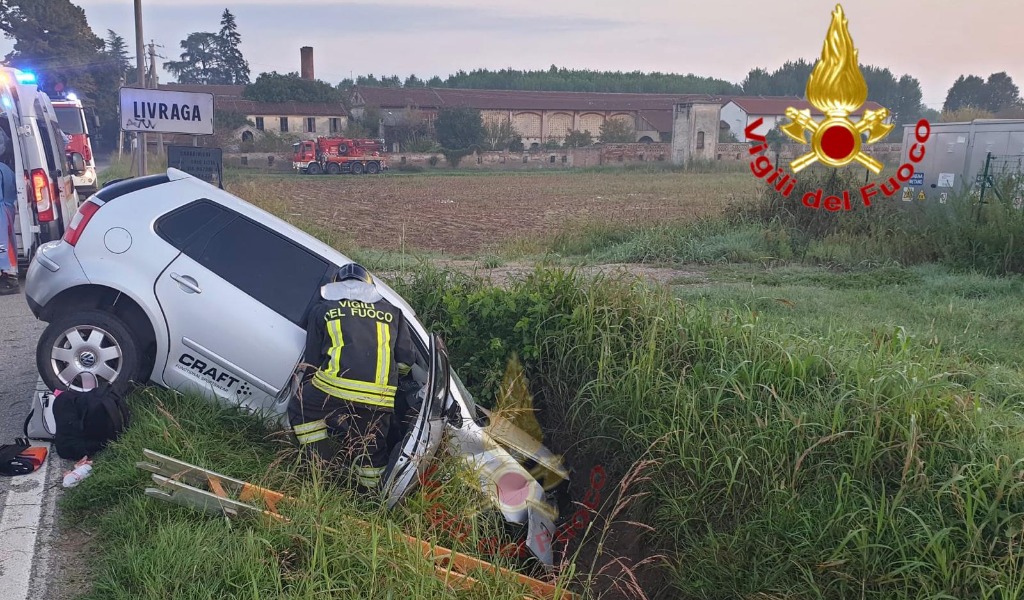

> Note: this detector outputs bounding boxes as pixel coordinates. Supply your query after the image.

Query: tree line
[3,0,1022,152]
[340,66,742,95]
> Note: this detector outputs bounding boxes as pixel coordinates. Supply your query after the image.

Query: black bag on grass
[52,382,132,461]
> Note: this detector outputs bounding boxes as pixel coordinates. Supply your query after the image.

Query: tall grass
[63,388,575,599]
[394,265,1024,599]
[550,168,1024,275]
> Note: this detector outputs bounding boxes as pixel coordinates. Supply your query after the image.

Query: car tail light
[31,169,54,222]
[63,200,100,246]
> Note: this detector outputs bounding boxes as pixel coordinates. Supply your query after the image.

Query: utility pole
[134,0,146,176]
[148,41,164,157]
[117,74,125,160]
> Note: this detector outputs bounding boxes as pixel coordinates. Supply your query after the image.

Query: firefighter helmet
[335,262,373,285]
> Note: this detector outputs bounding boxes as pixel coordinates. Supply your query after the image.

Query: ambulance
[0,67,83,273]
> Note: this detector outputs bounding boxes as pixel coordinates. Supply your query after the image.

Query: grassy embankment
[67,164,1024,599]
[62,387,585,599]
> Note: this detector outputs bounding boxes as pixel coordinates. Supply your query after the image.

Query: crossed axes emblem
[780,106,894,174]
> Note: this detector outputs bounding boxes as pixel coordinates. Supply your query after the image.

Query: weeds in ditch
[394,263,1024,599]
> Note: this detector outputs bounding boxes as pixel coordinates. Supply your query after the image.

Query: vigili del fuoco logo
[746,4,932,211]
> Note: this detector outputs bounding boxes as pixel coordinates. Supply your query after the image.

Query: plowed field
[231,170,753,255]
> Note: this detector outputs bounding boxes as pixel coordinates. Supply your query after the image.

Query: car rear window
[155,199,233,249]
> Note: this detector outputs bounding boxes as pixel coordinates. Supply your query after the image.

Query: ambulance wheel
[307,163,322,175]
[351,162,365,175]
[37,309,142,393]
[367,161,381,174]
[326,163,341,175]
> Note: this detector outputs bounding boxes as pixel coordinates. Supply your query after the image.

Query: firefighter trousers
[288,383,393,492]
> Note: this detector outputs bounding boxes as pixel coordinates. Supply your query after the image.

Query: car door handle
[170,273,202,294]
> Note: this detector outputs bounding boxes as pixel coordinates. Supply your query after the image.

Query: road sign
[937,173,955,188]
[939,192,948,204]
[917,190,926,201]
[909,172,924,186]
[167,146,223,188]
[119,87,214,135]
[902,187,912,201]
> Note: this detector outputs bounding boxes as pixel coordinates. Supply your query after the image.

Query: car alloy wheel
[50,324,124,391]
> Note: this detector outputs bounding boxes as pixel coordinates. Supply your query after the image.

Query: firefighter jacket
[303,286,418,411]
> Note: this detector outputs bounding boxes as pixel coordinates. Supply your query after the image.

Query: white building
[721,96,889,140]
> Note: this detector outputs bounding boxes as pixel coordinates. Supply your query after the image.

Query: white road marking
[0,441,53,600]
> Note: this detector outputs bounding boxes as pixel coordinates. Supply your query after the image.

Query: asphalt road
[1,284,45,441]
[0,283,70,600]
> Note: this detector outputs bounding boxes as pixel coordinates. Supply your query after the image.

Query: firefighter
[290,262,420,493]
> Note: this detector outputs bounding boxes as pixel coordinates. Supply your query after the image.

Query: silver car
[24,168,569,566]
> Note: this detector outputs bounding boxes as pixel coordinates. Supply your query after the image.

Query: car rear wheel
[351,162,365,175]
[367,161,381,174]
[326,163,341,174]
[37,309,142,393]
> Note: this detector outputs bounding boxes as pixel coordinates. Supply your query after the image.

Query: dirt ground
[232,170,753,256]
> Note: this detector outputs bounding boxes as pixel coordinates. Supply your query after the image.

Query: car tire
[367,161,381,174]
[326,163,341,175]
[307,163,322,175]
[36,309,142,393]
[351,162,364,175]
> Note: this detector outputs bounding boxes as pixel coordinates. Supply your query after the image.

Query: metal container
[899,119,1024,203]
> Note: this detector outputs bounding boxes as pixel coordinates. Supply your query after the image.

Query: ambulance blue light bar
[15,71,36,84]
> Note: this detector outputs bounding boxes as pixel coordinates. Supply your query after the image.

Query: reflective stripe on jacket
[303,295,417,410]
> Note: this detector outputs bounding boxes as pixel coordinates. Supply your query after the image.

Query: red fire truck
[49,93,98,196]
[292,136,388,175]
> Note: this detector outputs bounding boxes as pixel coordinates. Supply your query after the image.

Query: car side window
[157,200,331,325]
[199,216,330,326]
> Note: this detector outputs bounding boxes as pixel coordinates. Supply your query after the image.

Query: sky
[3,0,1023,110]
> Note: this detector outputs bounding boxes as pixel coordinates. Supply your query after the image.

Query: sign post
[134,0,145,176]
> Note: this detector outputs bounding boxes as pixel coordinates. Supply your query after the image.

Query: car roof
[161,168,420,320]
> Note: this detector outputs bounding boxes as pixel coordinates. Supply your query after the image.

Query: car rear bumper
[25,292,43,318]
[24,240,90,321]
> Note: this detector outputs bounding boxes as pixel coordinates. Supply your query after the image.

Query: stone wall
[226,152,293,171]
[223,140,905,174]
[383,143,673,171]
[715,142,904,164]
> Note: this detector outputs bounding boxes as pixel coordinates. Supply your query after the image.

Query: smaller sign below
[167,145,223,188]
[902,187,912,202]
[957,136,966,144]
[908,172,924,186]
[937,173,955,188]
[939,192,948,204]
[917,190,927,201]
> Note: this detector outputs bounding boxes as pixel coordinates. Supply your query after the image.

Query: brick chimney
[300,46,314,80]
